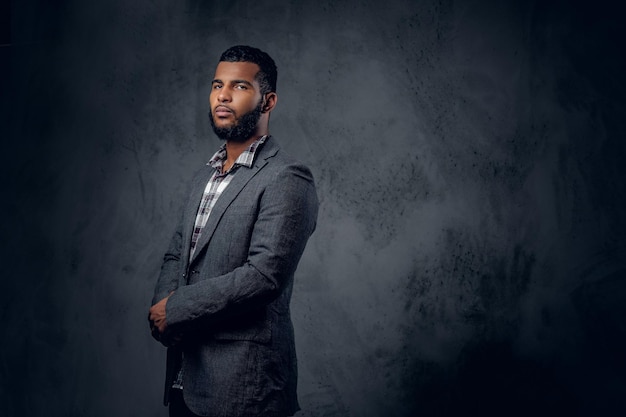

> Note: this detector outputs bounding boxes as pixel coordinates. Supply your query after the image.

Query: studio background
[2,0,625,416]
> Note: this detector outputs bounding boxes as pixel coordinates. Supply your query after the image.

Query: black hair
[219,45,277,95]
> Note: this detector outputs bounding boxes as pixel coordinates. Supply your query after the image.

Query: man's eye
[235,84,247,90]
[212,84,222,89]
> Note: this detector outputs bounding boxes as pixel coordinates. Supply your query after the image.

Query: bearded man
[148,45,318,417]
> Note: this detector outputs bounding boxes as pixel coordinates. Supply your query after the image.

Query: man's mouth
[214,106,233,117]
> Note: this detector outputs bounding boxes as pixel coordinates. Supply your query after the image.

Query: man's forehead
[213,61,260,82]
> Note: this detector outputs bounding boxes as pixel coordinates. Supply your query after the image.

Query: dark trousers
[168,387,292,417]
[169,389,201,417]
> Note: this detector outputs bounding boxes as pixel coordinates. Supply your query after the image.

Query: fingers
[154,315,168,333]
[148,309,165,334]
[148,295,171,337]
[149,321,166,336]
[157,321,167,333]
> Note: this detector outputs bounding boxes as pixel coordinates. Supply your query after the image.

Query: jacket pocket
[211,312,272,344]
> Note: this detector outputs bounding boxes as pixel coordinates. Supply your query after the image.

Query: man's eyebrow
[211,79,254,87]
[231,79,254,87]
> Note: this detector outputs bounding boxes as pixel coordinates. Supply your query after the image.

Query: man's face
[209,61,264,142]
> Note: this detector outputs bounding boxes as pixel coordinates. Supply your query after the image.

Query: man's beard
[209,101,263,142]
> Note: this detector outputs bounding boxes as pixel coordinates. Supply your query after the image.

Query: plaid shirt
[189,135,268,260]
[173,135,267,391]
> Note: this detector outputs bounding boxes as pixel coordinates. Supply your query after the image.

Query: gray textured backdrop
[2,0,626,416]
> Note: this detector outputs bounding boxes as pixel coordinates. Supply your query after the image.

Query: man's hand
[149,293,173,335]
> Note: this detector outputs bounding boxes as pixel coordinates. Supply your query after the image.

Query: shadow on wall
[571,268,626,413]
[402,267,626,417]
[404,341,580,417]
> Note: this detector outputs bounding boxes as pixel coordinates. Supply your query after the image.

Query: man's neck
[223,134,265,172]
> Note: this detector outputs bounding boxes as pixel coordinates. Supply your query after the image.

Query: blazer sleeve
[151,167,202,307]
[163,162,318,330]
[151,212,184,306]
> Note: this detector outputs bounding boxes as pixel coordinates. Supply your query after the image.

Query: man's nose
[217,88,231,102]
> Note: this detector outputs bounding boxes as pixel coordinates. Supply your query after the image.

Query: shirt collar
[207,135,269,170]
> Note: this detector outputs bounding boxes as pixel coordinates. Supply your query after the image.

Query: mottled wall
[2,0,625,416]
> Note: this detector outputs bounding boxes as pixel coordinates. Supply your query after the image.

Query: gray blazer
[151,138,318,417]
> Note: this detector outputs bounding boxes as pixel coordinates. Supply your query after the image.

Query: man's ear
[262,92,278,113]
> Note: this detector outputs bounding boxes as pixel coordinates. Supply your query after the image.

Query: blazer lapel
[188,140,279,266]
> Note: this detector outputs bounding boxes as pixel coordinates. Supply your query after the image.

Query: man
[148,45,318,417]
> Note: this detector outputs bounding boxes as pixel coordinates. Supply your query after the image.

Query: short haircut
[219,45,278,95]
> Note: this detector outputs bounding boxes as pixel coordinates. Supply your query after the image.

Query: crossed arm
[148,164,318,344]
